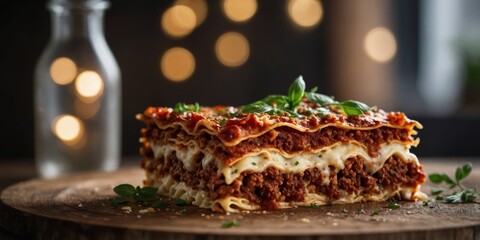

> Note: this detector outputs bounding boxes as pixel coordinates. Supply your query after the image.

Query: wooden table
[0,158,479,240]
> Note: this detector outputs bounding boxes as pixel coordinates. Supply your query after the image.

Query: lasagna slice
[138,77,426,212]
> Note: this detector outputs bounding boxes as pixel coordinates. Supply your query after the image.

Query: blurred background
[1,0,479,161]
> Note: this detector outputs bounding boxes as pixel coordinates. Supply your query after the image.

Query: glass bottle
[34,0,121,178]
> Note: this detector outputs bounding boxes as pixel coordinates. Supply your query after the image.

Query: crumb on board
[139,207,155,214]
[301,218,310,223]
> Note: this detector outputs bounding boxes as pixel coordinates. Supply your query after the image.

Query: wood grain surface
[1,160,479,240]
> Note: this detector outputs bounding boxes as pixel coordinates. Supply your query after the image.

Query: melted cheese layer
[151,141,419,185]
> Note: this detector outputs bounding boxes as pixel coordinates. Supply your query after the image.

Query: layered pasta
[138,97,426,212]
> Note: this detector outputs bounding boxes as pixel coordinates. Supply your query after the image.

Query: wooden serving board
[1,161,480,240]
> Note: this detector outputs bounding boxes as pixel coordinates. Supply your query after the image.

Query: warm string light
[364,27,397,63]
[49,58,103,146]
[175,0,208,27]
[215,32,250,67]
[161,5,197,38]
[287,0,323,28]
[161,47,196,82]
[52,114,84,145]
[50,57,77,85]
[223,0,257,23]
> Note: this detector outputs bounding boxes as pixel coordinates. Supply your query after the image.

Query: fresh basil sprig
[174,102,200,113]
[240,75,373,117]
[112,183,165,207]
[429,163,478,203]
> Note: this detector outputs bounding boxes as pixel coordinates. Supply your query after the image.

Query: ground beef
[144,153,425,210]
[145,125,411,163]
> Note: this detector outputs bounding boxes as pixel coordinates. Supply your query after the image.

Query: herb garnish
[174,102,200,113]
[240,76,373,118]
[387,201,401,209]
[428,163,479,203]
[175,198,188,206]
[307,203,319,209]
[371,209,381,216]
[112,184,160,207]
[221,220,240,228]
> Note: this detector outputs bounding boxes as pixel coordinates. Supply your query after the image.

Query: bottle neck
[48,0,109,40]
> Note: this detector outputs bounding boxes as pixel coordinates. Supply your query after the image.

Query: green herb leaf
[111,197,129,207]
[174,102,200,113]
[295,161,299,166]
[442,174,455,185]
[430,188,444,196]
[219,118,227,126]
[338,100,371,116]
[455,163,472,182]
[150,199,167,208]
[113,184,136,197]
[387,201,400,209]
[241,101,273,114]
[137,186,158,199]
[316,107,331,117]
[288,76,306,109]
[307,203,319,209]
[371,209,381,216]
[175,198,188,206]
[444,189,478,203]
[309,87,318,93]
[305,92,335,106]
[422,200,430,206]
[429,173,444,184]
[263,95,289,108]
[222,220,240,228]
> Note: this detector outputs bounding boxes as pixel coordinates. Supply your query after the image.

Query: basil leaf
[113,184,136,197]
[316,107,331,117]
[429,173,444,184]
[309,86,318,93]
[263,95,289,108]
[241,101,273,114]
[174,102,200,113]
[288,76,306,108]
[305,92,335,106]
[338,100,371,116]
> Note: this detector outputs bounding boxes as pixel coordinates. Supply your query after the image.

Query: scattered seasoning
[422,200,430,206]
[356,209,366,214]
[371,209,381,216]
[222,220,240,228]
[251,162,257,166]
[301,218,310,223]
[232,169,238,174]
[326,201,333,206]
[139,207,155,214]
[295,161,299,166]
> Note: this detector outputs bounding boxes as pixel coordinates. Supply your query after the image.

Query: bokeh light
[215,32,250,67]
[50,57,77,85]
[161,47,196,82]
[52,114,84,143]
[363,27,397,63]
[75,71,104,102]
[175,0,208,27]
[287,0,323,28]
[223,0,257,23]
[161,5,197,38]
